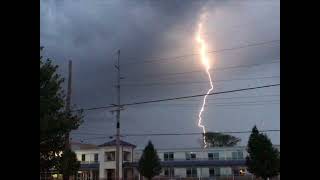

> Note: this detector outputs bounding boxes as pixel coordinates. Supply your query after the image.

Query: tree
[40,47,82,174]
[203,132,241,147]
[138,141,162,180]
[57,149,80,178]
[246,126,280,180]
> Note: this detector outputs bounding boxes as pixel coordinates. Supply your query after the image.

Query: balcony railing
[80,161,99,164]
[162,157,245,161]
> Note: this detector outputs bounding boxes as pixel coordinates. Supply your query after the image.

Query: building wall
[174,168,186,177]
[75,149,99,162]
[200,168,209,177]
[101,146,135,179]
[133,147,250,177]
[135,147,248,161]
[74,146,135,179]
[74,144,279,179]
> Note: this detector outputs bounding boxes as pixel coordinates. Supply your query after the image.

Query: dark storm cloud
[41,0,279,148]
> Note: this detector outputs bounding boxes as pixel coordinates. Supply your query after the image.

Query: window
[233,167,240,176]
[94,153,98,162]
[208,152,219,160]
[238,151,243,159]
[123,151,131,161]
[164,152,174,161]
[213,152,219,160]
[232,151,244,160]
[209,168,215,177]
[186,168,197,177]
[186,152,196,160]
[232,152,238,160]
[214,167,221,176]
[81,154,86,161]
[164,168,174,177]
[105,151,115,161]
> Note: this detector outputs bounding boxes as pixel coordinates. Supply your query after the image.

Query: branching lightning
[195,14,214,148]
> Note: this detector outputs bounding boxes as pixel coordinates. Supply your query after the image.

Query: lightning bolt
[195,14,214,148]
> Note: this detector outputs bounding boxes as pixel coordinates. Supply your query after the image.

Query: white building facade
[72,140,280,180]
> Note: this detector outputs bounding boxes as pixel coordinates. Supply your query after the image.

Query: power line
[175,94,280,102]
[122,75,280,87]
[71,132,114,136]
[122,40,280,65]
[122,84,280,107]
[144,100,280,106]
[123,129,280,137]
[75,129,280,140]
[73,83,280,112]
[122,60,279,81]
[138,103,280,109]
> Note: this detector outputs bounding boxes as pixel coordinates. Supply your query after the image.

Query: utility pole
[64,60,72,180]
[115,50,121,180]
[65,60,72,149]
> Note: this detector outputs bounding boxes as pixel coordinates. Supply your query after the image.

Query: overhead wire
[121,39,279,65]
[74,129,280,141]
[122,59,280,82]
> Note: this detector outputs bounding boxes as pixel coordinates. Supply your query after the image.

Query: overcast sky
[40,0,280,149]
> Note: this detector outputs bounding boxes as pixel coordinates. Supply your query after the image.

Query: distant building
[72,140,280,180]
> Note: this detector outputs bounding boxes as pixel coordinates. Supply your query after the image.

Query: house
[72,140,136,180]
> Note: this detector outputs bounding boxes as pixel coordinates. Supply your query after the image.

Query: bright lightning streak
[195,15,214,148]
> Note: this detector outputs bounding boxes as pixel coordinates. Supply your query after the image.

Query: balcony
[123,159,246,168]
[80,161,99,170]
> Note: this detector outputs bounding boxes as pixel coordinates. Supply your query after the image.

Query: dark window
[94,153,98,162]
[233,168,240,176]
[169,153,174,160]
[123,151,131,161]
[186,168,191,177]
[164,153,168,160]
[192,168,197,176]
[186,152,196,160]
[164,152,174,161]
[186,168,197,177]
[164,168,174,177]
[105,152,115,161]
[209,152,219,160]
[213,152,219,160]
[209,168,215,177]
[191,153,196,160]
[81,154,85,161]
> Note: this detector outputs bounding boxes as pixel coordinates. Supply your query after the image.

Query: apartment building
[72,140,280,180]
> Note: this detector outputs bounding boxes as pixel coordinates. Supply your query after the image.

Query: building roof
[134,145,280,152]
[71,141,98,150]
[98,140,136,148]
[123,160,246,168]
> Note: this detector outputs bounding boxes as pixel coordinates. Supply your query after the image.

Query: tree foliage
[57,149,80,177]
[246,126,280,180]
[138,141,161,180]
[40,47,82,171]
[203,132,241,147]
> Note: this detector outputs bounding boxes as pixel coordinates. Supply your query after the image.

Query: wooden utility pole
[115,50,121,180]
[64,60,72,180]
[65,60,72,149]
